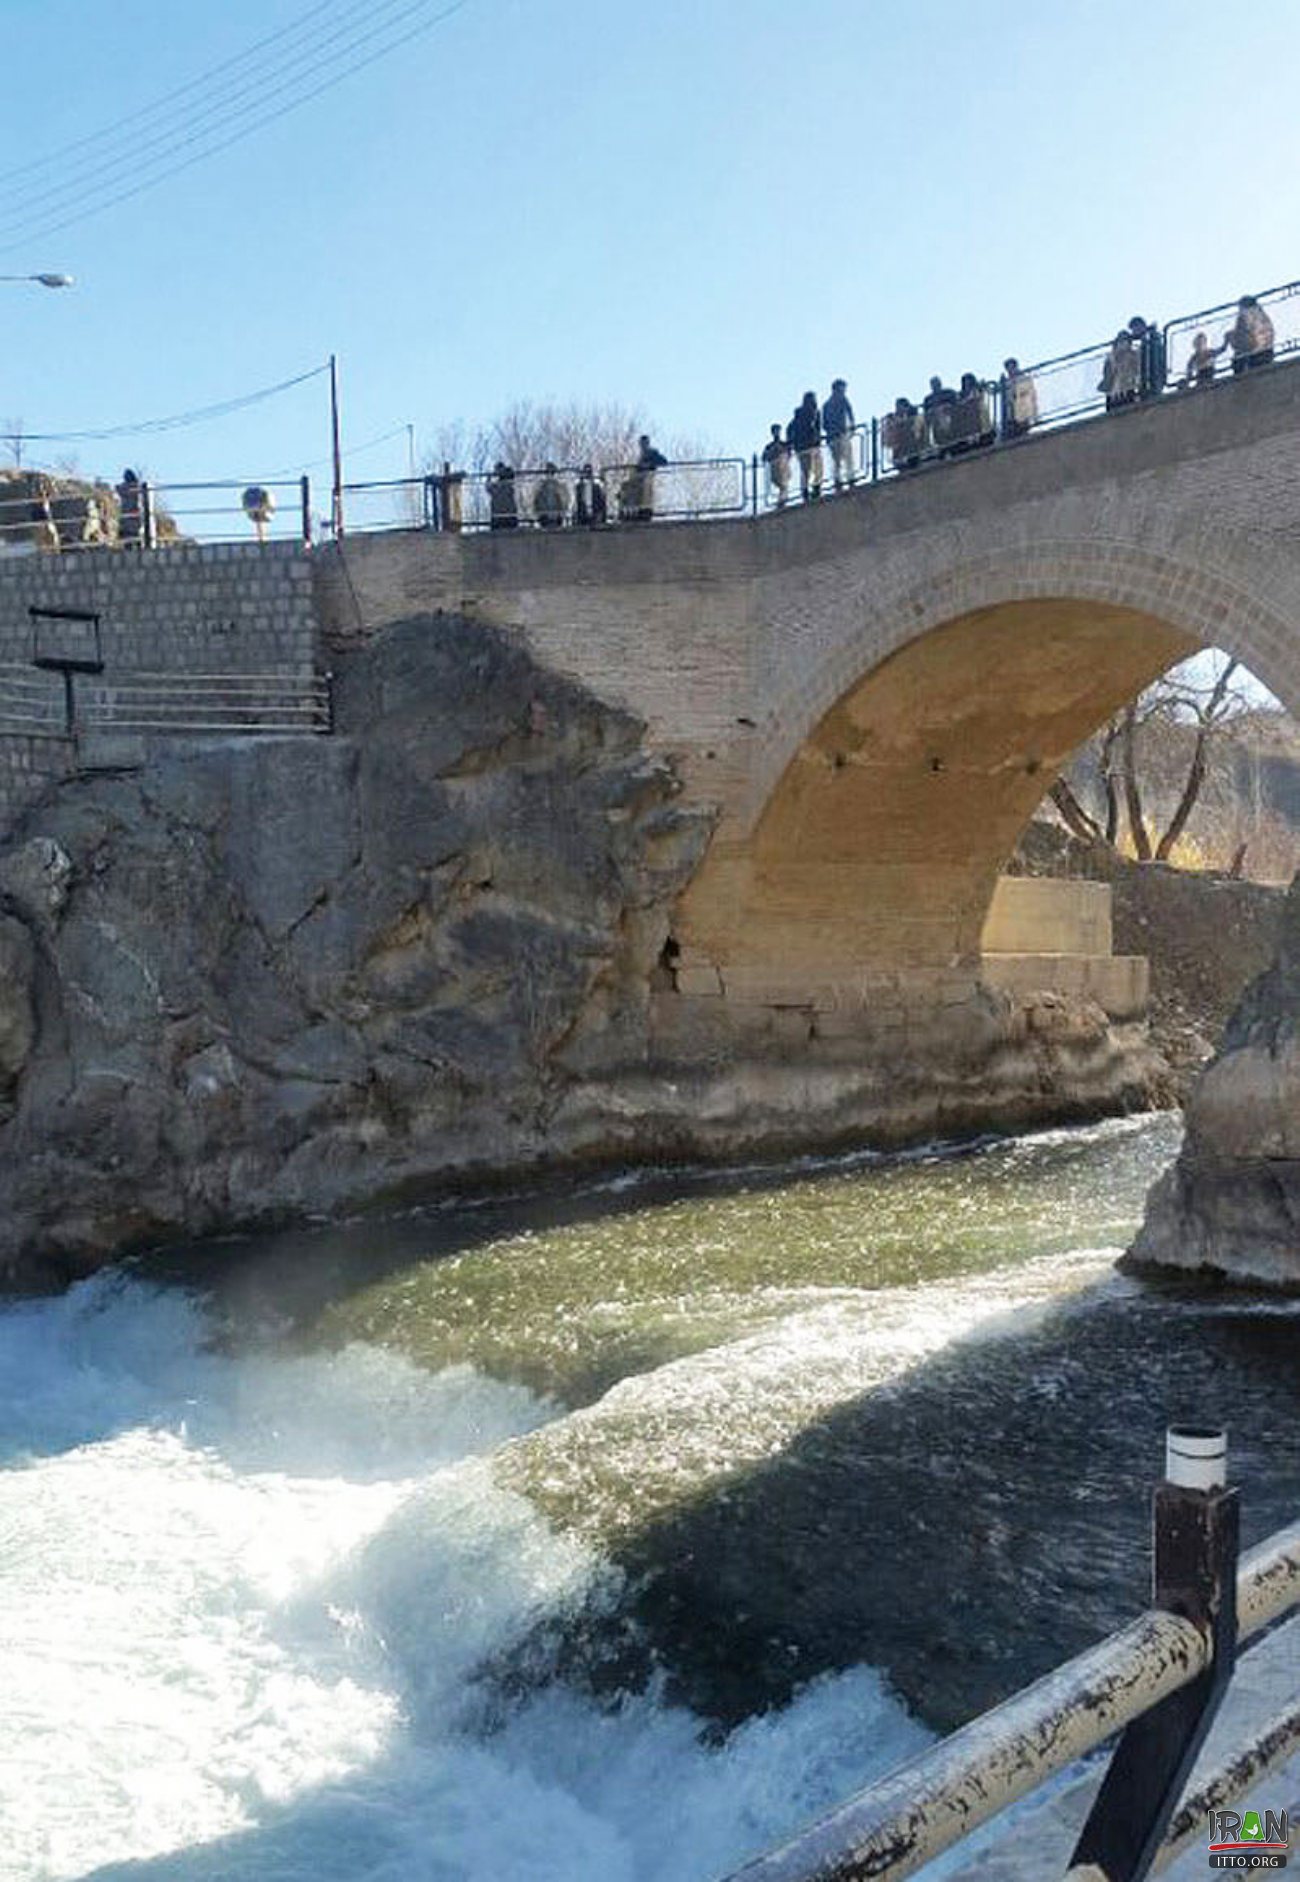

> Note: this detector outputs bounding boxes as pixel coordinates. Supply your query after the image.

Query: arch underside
[677,599,1199,980]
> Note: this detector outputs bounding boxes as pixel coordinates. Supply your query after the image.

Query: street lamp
[0,273,73,289]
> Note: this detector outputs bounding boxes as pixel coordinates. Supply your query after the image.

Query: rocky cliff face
[1126,871,1300,1284]
[0,613,711,1288]
[0,611,1169,1291]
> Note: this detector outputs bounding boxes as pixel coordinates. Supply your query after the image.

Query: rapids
[6,1111,1298,1880]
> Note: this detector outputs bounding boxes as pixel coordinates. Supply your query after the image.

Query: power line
[0,0,435,234]
[0,361,330,444]
[0,0,471,253]
[0,0,350,191]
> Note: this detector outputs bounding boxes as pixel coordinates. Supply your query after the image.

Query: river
[5,1111,1300,1882]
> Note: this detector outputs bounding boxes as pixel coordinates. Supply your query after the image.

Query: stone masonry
[0,542,318,830]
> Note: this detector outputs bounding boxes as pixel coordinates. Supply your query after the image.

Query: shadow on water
[486,1269,1300,1738]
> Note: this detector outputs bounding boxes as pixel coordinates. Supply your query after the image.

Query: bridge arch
[743,536,1300,833]
[678,536,1299,983]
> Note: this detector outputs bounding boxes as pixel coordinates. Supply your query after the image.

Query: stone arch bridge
[318,363,1300,1070]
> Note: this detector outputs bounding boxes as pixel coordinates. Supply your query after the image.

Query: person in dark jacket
[116,468,143,547]
[762,424,792,506]
[953,373,993,451]
[633,435,668,521]
[533,462,569,528]
[1129,317,1167,401]
[883,397,924,471]
[821,378,856,488]
[787,392,822,499]
[487,462,518,530]
[922,376,958,456]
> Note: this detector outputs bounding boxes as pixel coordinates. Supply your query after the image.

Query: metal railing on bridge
[720,1427,1300,1882]
[4,273,1299,551]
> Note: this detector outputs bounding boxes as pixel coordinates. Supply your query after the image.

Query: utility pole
[329,353,344,539]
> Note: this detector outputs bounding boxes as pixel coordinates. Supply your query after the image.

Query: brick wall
[0,541,320,836]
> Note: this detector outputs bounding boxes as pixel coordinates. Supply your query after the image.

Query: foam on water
[0,1273,931,1882]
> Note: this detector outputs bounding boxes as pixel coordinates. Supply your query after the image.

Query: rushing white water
[0,1115,1186,1882]
[0,1273,932,1882]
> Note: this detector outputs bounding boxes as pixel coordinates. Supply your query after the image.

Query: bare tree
[422,398,711,475]
[1050,654,1251,865]
[2,419,26,470]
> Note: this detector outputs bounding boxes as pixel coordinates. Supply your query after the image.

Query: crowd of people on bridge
[475,436,668,531]
[425,285,1285,535]
[877,293,1277,477]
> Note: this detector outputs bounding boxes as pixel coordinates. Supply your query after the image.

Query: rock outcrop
[0,611,1170,1291]
[0,613,711,1287]
[1127,871,1300,1284]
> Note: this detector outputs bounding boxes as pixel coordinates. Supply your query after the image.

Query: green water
[303,1114,1180,1408]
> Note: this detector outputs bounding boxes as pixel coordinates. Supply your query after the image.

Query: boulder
[1127,871,1300,1284]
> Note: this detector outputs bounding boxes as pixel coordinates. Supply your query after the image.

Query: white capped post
[1167,1425,1228,1491]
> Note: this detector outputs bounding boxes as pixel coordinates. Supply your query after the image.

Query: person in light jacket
[575,464,606,526]
[1225,295,1275,374]
[1000,358,1039,439]
[1099,332,1139,410]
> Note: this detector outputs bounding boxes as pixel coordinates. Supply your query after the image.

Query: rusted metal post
[1067,1427,1239,1882]
[140,480,156,549]
[300,475,312,546]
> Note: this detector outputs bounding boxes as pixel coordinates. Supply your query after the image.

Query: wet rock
[1127,871,1300,1284]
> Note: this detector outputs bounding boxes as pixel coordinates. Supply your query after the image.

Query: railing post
[871,416,879,482]
[300,475,312,546]
[140,480,156,549]
[751,453,759,517]
[1066,1427,1239,1882]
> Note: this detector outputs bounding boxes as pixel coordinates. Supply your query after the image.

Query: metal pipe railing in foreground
[725,1609,1208,1882]
[723,1443,1300,1882]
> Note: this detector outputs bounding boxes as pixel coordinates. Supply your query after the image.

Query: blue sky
[0,0,1295,499]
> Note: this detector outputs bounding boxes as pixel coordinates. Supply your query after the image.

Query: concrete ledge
[981,878,1113,957]
[980,951,1149,1020]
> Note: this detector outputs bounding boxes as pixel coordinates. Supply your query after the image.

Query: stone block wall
[0,541,318,672]
[0,543,321,835]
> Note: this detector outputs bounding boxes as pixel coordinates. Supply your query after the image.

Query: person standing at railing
[883,396,924,471]
[821,379,856,489]
[574,464,606,526]
[1000,358,1039,439]
[116,468,142,548]
[533,463,569,529]
[1183,330,1227,387]
[1099,331,1140,410]
[1129,316,1167,400]
[952,373,993,452]
[487,462,519,530]
[787,393,822,499]
[1225,295,1275,373]
[633,435,668,521]
[923,375,958,456]
[761,424,792,506]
